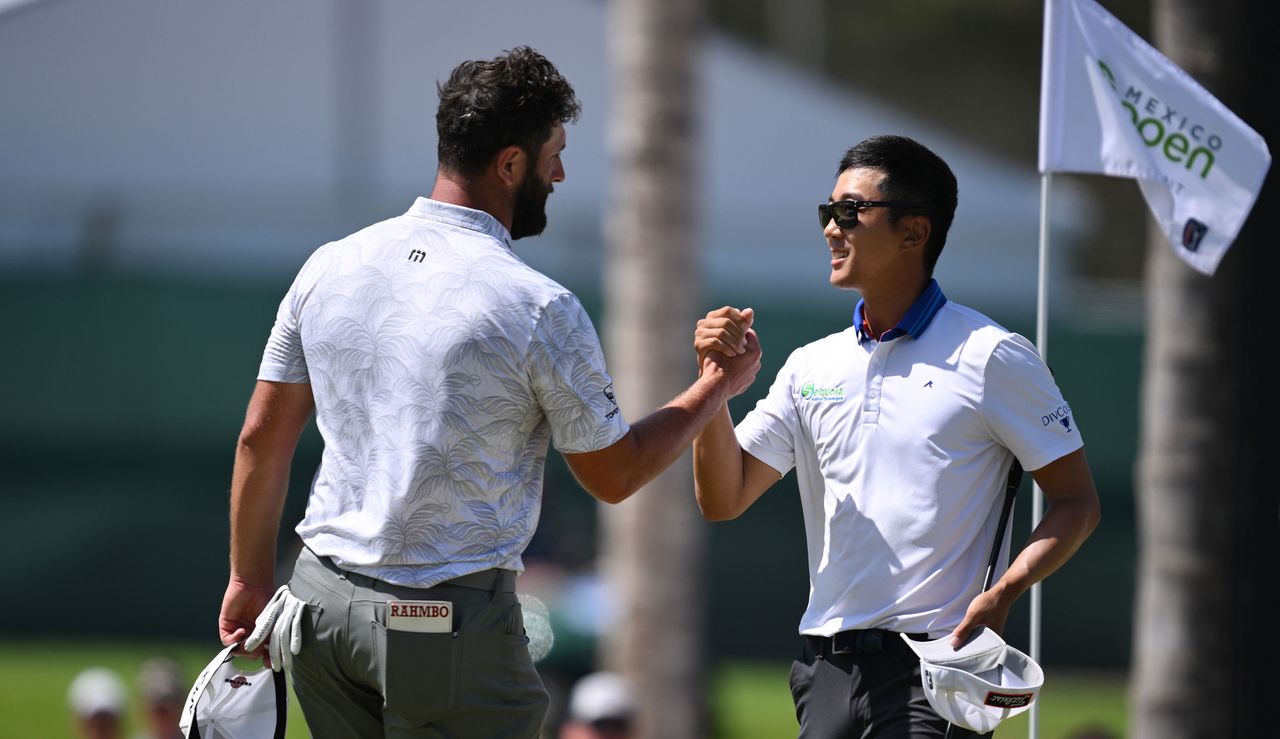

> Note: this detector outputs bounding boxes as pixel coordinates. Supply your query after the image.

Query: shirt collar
[853,279,947,344]
[405,197,513,247]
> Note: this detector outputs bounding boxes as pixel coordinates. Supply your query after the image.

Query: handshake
[695,306,762,399]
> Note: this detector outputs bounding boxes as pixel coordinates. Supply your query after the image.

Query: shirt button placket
[865,346,884,422]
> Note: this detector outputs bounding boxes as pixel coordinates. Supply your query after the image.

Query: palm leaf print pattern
[529,295,626,452]
[260,199,629,587]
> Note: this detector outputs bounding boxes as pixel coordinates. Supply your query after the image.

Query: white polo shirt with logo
[258,197,630,588]
[736,286,1082,638]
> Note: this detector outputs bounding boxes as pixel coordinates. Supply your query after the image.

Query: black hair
[837,135,958,275]
[436,46,581,177]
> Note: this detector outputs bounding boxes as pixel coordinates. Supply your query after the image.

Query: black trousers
[789,630,992,739]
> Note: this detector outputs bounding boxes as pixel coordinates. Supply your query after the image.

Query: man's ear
[494,145,527,189]
[900,214,932,253]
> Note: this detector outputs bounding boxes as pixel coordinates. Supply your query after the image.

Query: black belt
[431,568,517,593]
[309,548,516,593]
[806,629,928,657]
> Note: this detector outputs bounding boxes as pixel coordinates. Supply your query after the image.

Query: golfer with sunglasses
[691,136,1101,738]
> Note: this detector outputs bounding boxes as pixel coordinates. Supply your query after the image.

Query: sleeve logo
[1041,404,1073,432]
[603,383,621,419]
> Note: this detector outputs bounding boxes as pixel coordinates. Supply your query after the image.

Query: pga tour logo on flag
[1039,0,1271,275]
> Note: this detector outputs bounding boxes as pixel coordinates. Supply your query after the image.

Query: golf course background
[0,275,1138,736]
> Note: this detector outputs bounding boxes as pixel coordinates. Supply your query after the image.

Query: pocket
[788,658,812,723]
[373,621,461,726]
[788,658,807,699]
[503,603,542,689]
[507,603,525,636]
[504,631,540,690]
[300,603,324,646]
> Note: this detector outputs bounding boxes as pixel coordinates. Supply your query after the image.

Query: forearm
[566,323,760,503]
[608,372,735,501]
[950,449,1099,643]
[692,406,749,520]
[229,437,297,587]
[989,494,1100,606]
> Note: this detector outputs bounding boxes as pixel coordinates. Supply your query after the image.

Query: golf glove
[244,585,307,673]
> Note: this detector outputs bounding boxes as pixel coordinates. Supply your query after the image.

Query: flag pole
[1029,172,1052,739]
[1030,4,1057,736]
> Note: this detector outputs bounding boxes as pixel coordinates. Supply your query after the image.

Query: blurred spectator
[135,657,187,739]
[67,667,126,739]
[559,671,635,739]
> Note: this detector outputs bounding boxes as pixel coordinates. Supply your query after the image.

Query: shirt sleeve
[258,252,325,384]
[735,351,801,476]
[528,293,630,454]
[982,333,1084,471]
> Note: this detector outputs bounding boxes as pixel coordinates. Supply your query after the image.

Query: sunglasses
[818,199,928,229]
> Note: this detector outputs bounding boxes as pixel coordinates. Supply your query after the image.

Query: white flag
[1039,0,1271,274]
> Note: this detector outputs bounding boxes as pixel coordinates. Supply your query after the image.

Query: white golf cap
[568,671,636,725]
[901,628,1044,734]
[179,643,286,739]
[67,667,126,718]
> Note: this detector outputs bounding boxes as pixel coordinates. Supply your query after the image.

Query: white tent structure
[0,0,1088,312]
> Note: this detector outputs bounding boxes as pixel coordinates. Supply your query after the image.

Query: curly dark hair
[838,135,958,276]
[436,47,581,178]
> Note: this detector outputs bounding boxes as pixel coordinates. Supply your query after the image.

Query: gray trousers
[790,631,992,739]
[287,547,549,738]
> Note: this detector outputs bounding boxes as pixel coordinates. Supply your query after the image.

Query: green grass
[0,639,309,739]
[991,671,1129,739]
[0,640,1125,739]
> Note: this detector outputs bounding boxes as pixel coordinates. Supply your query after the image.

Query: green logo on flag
[1097,59,1219,179]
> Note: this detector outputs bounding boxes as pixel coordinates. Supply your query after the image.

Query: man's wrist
[988,576,1024,608]
[229,572,277,591]
[694,365,734,404]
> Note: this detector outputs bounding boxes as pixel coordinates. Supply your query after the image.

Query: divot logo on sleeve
[800,382,845,402]
[1041,405,1073,432]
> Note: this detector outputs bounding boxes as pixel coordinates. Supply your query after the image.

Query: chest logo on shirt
[799,382,845,402]
[1042,404,1073,432]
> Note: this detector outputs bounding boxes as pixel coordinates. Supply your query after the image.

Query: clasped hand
[695,306,761,397]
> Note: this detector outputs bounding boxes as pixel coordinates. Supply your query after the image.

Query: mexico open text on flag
[1039,0,1271,275]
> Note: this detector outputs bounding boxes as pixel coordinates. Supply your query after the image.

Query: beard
[510,169,552,240]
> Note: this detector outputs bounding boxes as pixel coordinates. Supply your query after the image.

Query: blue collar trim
[853,279,947,344]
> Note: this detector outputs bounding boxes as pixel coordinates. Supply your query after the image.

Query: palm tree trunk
[1134,1,1278,737]
[600,0,704,738]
